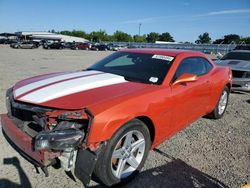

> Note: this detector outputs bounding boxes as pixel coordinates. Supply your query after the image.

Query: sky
[0,0,250,42]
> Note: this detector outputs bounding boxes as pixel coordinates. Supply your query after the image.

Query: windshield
[221,52,250,61]
[87,52,174,84]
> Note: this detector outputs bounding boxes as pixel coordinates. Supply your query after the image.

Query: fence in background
[112,42,238,54]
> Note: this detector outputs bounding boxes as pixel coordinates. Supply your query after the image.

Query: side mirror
[172,73,197,86]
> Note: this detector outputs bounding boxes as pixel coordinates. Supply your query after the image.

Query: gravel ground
[0,45,249,188]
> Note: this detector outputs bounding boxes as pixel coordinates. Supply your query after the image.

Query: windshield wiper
[124,76,149,84]
[85,68,95,71]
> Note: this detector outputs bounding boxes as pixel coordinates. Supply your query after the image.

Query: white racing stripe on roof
[19,73,127,103]
[15,70,102,97]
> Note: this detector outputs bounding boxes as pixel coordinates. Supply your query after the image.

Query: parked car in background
[62,42,74,49]
[112,44,127,51]
[91,43,111,51]
[0,38,8,44]
[112,44,120,51]
[1,39,17,45]
[107,43,114,50]
[1,49,232,187]
[43,42,64,49]
[95,44,108,51]
[127,44,138,49]
[90,43,99,51]
[71,42,92,50]
[32,41,40,48]
[216,50,250,92]
[10,41,37,49]
[234,45,250,51]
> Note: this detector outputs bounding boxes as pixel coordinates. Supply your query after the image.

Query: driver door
[170,57,212,133]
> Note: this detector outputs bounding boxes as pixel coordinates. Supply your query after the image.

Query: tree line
[49,29,250,44]
[195,32,250,44]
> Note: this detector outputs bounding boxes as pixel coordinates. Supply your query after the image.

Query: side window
[199,57,213,72]
[174,57,208,81]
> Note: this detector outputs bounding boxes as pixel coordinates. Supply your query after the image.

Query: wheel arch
[226,82,231,92]
[136,116,155,144]
[87,114,156,148]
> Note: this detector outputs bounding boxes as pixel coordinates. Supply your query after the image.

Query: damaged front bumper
[1,114,53,166]
[1,88,103,185]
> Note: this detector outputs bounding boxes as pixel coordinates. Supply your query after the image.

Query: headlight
[244,82,250,89]
[34,129,84,151]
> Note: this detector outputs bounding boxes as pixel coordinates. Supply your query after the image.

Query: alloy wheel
[218,90,228,115]
[111,130,146,179]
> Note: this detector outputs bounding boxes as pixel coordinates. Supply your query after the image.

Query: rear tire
[208,86,229,119]
[93,119,151,186]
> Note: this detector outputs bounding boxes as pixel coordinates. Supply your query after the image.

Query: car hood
[216,59,250,71]
[13,70,149,109]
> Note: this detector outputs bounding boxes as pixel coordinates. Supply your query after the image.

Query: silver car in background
[10,41,37,49]
[216,50,250,92]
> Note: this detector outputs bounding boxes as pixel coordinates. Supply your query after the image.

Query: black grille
[11,106,36,121]
[232,70,245,78]
[6,88,52,130]
[246,72,250,78]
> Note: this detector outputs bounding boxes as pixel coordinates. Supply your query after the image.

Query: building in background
[15,31,88,42]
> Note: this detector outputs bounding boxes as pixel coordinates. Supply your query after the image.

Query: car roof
[121,48,205,57]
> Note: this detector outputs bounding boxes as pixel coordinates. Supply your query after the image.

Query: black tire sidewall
[94,119,151,186]
[213,86,229,119]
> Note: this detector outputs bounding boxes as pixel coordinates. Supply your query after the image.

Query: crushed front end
[1,88,98,183]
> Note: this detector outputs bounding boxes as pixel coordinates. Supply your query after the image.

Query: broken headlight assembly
[34,109,93,151]
[34,128,84,151]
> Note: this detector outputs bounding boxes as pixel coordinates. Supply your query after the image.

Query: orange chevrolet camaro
[1,49,232,186]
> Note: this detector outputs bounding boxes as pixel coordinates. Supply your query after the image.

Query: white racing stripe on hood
[19,73,127,103]
[15,70,102,97]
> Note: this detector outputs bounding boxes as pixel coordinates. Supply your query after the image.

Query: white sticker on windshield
[152,54,174,61]
[149,77,158,83]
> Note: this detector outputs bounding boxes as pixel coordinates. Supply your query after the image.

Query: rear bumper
[232,78,250,92]
[1,114,54,166]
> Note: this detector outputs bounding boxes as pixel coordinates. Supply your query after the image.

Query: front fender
[86,86,172,147]
[87,102,147,144]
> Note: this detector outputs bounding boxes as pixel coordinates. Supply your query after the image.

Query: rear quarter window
[198,57,213,73]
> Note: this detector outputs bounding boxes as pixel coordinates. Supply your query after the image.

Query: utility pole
[139,23,142,36]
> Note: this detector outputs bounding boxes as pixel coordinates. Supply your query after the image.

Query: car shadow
[90,148,228,188]
[246,99,250,104]
[0,157,32,188]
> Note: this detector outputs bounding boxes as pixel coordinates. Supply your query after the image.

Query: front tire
[93,119,151,186]
[208,86,229,119]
